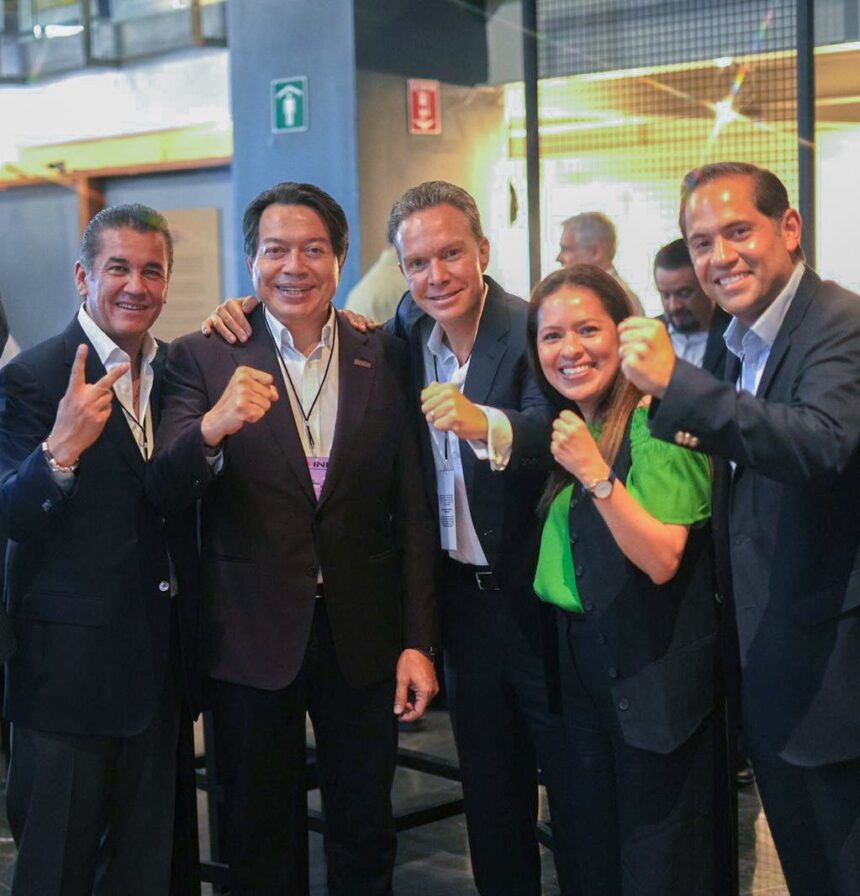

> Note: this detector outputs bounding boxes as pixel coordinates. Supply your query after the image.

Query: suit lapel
[317,317,375,509]
[63,318,146,481]
[236,305,316,505]
[460,281,509,498]
[463,282,510,406]
[756,268,817,399]
[150,341,167,433]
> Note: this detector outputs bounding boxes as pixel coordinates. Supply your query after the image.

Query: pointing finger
[68,344,88,388]
[97,363,131,392]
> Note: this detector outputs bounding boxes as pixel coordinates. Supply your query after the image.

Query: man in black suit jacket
[0,205,199,896]
[653,237,731,377]
[620,163,860,895]
[149,182,438,896]
[200,181,579,895]
[386,182,579,896]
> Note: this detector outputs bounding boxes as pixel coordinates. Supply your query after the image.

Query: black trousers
[743,702,860,896]
[6,679,182,896]
[209,599,398,896]
[441,562,581,896]
[558,612,716,896]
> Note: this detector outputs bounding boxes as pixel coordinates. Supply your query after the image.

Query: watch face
[592,479,613,499]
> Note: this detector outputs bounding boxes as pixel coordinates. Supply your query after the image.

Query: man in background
[557,210,644,313]
[654,237,730,376]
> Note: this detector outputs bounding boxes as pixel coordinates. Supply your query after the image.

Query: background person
[653,238,730,376]
[528,264,720,895]
[557,212,643,314]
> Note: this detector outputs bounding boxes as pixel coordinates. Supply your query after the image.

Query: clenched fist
[618,317,676,398]
[201,366,279,447]
[420,382,488,441]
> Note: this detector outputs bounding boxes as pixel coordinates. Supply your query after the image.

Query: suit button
[193,478,202,488]
[42,499,53,512]
[305,565,318,578]
[482,529,494,537]
[570,497,579,508]
[596,633,607,645]
[583,600,594,613]
[608,667,618,679]
[575,565,584,577]
[569,532,579,544]
[618,698,630,711]
[158,581,170,592]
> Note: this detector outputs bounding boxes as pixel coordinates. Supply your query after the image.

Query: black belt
[448,559,501,592]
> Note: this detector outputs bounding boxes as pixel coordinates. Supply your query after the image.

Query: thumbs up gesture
[45,344,129,468]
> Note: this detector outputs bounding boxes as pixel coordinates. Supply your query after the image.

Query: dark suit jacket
[389,276,553,590]
[651,268,860,766]
[0,317,200,736]
[149,306,438,691]
[657,305,731,377]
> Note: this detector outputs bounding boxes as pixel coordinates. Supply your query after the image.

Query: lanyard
[267,314,337,455]
[431,356,450,464]
[112,368,150,459]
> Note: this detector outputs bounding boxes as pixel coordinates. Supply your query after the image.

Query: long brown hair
[527,264,643,510]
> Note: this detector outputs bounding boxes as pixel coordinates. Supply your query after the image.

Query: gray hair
[560,211,617,261]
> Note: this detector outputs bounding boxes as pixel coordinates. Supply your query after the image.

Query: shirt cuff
[204,447,225,476]
[49,468,76,494]
[468,406,513,471]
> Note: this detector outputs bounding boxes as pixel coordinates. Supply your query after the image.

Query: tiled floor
[0,709,789,894]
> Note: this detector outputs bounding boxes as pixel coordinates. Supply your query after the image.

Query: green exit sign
[271,76,308,133]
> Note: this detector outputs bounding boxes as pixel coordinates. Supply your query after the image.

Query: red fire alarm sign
[408,79,441,135]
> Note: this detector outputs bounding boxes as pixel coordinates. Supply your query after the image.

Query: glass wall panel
[532,0,799,313]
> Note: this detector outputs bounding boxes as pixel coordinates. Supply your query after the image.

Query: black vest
[565,422,718,753]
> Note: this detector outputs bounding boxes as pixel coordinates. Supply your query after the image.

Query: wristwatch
[42,441,79,475]
[586,469,616,499]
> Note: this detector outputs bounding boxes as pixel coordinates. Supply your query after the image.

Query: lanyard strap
[431,356,450,464]
[266,313,337,455]
[115,400,150,458]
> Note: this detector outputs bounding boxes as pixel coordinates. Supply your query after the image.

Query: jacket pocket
[24,591,104,627]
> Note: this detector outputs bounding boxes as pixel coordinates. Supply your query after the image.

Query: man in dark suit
[201,181,579,895]
[653,237,730,377]
[149,182,439,896]
[0,205,199,896]
[386,181,579,896]
[619,162,860,895]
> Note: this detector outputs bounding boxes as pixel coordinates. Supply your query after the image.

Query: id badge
[438,466,457,551]
[307,456,330,501]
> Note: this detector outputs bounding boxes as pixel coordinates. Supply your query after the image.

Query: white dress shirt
[420,297,514,566]
[264,306,339,459]
[668,325,709,368]
[77,305,157,459]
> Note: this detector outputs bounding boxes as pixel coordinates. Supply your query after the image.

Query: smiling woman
[526,263,725,895]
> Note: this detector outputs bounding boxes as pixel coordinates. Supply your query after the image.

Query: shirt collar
[265,305,336,357]
[76,304,157,368]
[723,262,804,360]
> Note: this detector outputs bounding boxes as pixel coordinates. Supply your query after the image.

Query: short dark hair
[80,204,174,275]
[653,238,693,274]
[243,182,349,263]
[387,181,484,249]
[560,212,617,261]
[679,162,804,261]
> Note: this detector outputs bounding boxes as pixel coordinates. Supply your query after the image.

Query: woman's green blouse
[533,406,712,612]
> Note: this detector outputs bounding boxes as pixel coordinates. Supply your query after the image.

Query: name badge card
[307,456,330,501]
[437,466,457,551]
